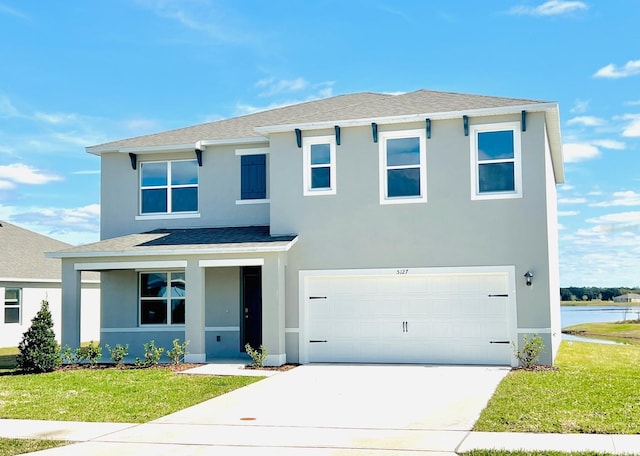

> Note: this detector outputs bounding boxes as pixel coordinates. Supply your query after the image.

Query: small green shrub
[106,343,129,366]
[245,343,268,368]
[512,334,544,369]
[142,340,164,367]
[61,345,74,364]
[84,341,102,366]
[167,339,189,364]
[17,300,61,373]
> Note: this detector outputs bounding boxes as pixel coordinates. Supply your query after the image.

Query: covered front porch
[49,226,297,366]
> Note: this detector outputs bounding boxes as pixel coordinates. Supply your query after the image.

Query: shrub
[61,345,74,365]
[142,340,164,367]
[84,341,102,367]
[513,334,544,369]
[17,300,61,373]
[106,343,129,366]
[167,339,189,365]
[245,343,268,368]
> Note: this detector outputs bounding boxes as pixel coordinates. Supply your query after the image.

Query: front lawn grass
[0,368,260,423]
[0,438,68,456]
[474,341,640,434]
[462,451,631,456]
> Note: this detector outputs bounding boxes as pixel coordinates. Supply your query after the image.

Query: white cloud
[621,114,640,137]
[0,180,15,190]
[72,170,101,175]
[592,139,625,150]
[566,116,605,127]
[626,100,640,106]
[256,77,309,97]
[0,4,29,20]
[0,163,63,185]
[558,210,580,216]
[594,60,640,79]
[587,211,640,225]
[237,81,335,115]
[563,143,600,163]
[34,112,78,124]
[0,95,21,118]
[570,99,589,113]
[590,191,640,207]
[559,184,574,191]
[558,197,587,204]
[509,1,587,16]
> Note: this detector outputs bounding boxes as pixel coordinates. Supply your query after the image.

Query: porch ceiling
[47,226,298,258]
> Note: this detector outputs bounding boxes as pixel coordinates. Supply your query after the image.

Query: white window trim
[139,159,199,216]
[235,198,270,205]
[303,135,337,196]
[470,121,522,200]
[3,287,21,325]
[378,129,427,205]
[139,271,186,326]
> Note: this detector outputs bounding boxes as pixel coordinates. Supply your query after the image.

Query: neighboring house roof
[85,89,563,183]
[615,293,640,300]
[49,226,298,258]
[0,221,98,282]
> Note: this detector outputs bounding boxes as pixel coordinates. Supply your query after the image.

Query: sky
[0,0,639,287]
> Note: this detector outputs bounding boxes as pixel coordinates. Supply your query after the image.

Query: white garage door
[306,270,513,365]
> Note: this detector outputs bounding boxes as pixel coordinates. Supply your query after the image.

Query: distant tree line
[560,287,640,302]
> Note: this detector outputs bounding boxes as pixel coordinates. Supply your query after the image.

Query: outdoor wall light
[524,271,533,286]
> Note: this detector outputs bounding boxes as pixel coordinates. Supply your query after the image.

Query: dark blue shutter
[241,154,266,199]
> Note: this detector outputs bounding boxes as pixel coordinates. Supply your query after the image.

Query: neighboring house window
[470,122,522,200]
[303,136,337,196]
[139,272,185,325]
[140,160,198,214]
[4,288,21,324]
[379,129,427,204]
[241,154,267,200]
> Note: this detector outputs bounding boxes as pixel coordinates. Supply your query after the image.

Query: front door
[242,266,262,350]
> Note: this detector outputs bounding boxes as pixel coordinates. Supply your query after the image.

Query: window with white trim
[4,288,21,324]
[139,272,185,325]
[140,160,198,214]
[303,136,336,196]
[379,129,427,204]
[470,122,522,200]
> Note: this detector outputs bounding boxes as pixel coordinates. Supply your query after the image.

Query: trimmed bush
[17,300,61,373]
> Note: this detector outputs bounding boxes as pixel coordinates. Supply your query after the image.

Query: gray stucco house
[1,221,100,348]
[50,90,564,366]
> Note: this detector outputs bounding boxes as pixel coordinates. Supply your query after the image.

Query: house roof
[0,221,99,282]
[86,89,564,183]
[48,226,298,259]
[616,293,640,299]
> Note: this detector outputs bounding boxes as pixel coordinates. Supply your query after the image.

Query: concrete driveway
[31,364,509,455]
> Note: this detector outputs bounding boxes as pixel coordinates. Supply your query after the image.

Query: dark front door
[242,266,262,350]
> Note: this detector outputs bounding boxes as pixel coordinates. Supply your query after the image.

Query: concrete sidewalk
[3,364,640,455]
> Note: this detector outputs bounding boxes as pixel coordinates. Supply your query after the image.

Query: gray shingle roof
[0,221,98,281]
[88,90,552,151]
[50,226,298,258]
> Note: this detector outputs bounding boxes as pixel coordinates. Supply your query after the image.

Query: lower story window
[4,288,21,324]
[140,272,185,325]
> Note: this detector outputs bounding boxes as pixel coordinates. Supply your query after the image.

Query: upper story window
[140,160,198,214]
[4,288,21,324]
[379,129,427,204]
[470,122,522,200]
[303,136,336,196]
[139,272,185,325]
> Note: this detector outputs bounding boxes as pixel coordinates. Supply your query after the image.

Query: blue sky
[0,1,639,287]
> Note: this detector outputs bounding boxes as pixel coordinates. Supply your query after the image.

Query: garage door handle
[310,296,327,300]
[309,340,328,343]
[490,340,510,344]
[488,294,509,297]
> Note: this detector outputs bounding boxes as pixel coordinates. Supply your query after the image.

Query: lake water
[561,305,640,344]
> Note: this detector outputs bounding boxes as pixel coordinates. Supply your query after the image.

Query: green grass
[475,341,640,434]
[0,347,18,371]
[0,438,68,456]
[0,367,261,423]
[563,321,640,345]
[462,452,635,456]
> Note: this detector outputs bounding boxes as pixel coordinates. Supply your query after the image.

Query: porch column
[185,259,206,363]
[261,252,287,366]
[61,259,81,349]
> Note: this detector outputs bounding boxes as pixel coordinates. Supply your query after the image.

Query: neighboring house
[50,90,564,366]
[0,221,100,348]
[613,293,640,303]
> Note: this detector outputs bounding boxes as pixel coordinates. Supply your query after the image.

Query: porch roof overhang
[47,226,298,259]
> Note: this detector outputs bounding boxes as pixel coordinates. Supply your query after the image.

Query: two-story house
[50,90,564,366]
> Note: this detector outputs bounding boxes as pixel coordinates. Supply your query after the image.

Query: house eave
[86,137,269,156]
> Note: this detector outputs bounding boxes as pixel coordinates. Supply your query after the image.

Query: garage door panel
[307,271,512,365]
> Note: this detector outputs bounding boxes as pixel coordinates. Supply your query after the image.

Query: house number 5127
[396,269,409,275]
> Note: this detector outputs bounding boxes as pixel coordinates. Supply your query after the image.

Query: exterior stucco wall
[0,282,100,348]
[268,113,557,364]
[100,145,269,240]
